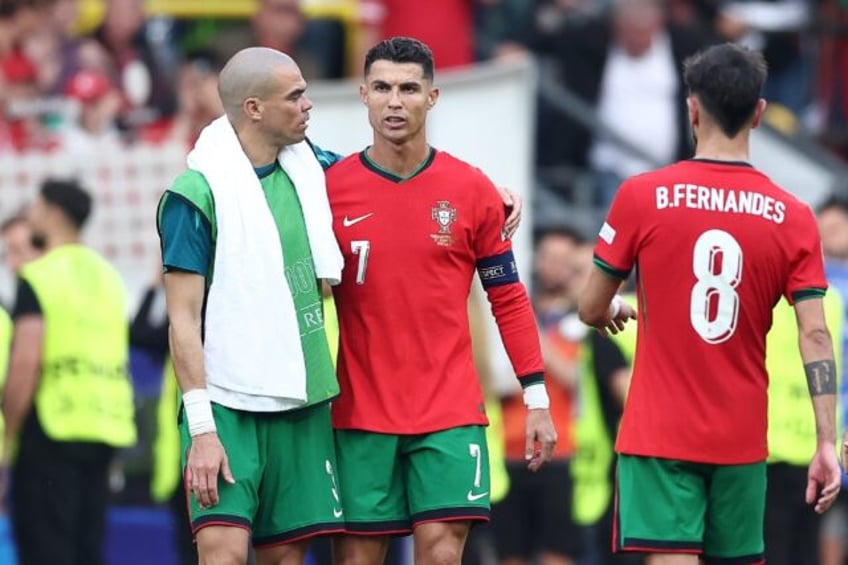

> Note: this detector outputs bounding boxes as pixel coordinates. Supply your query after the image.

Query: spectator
[358,0,481,69]
[205,0,333,80]
[60,68,123,157]
[145,50,223,147]
[92,0,179,135]
[527,0,710,205]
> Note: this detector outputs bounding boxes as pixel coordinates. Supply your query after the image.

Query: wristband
[183,388,217,437]
[523,383,550,410]
[608,296,622,319]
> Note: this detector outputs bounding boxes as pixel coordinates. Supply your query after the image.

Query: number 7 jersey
[593,159,827,465]
[326,149,544,434]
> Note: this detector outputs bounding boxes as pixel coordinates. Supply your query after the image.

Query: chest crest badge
[430,200,457,246]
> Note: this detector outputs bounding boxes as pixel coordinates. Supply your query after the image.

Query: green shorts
[180,402,345,546]
[334,426,491,534]
[615,454,765,562]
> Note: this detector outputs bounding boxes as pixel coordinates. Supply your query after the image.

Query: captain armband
[183,388,217,437]
[477,251,520,289]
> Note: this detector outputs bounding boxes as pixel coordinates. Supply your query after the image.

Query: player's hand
[525,408,557,472]
[186,432,235,509]
[597,299,637,337]
[807,442,841,514]
[497,186,522,239]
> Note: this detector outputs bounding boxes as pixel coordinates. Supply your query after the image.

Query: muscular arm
[164,271,207,393]
[795,298,837,446]
[2,315,43,445]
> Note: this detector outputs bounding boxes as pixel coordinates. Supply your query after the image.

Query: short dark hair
[683,43,768,138]
[40,178,93,229]
[364,36,434,81]
[817,194,848,216]
[533,225,586,246]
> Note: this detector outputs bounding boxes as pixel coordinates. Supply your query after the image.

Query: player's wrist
[523,383,550,410]
[183,388,217,437]
[608,295,623,319]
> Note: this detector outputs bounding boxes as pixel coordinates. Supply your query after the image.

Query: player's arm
[473,179,556,471]
[578,267,635,336]
[158,191,234,508]
[578,182,640,334]
[788,207,841,514]
[794,297,841,514]
[2,280,44,457]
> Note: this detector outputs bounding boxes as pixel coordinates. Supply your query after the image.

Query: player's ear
[360,83,367,105]
[686,96,699,129]
[751,98,767,129]
[427,87,439,110]
[244,96,262,122]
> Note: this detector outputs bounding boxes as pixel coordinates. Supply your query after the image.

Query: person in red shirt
[327,36,557,565]
[579,42,842,564]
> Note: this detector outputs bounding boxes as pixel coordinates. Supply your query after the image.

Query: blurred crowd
[2,0,848,564]
[1,0,847,180]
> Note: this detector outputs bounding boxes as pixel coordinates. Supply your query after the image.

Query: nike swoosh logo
[466,490,489,502]
[342,213,374,227]
[333,508,343,518]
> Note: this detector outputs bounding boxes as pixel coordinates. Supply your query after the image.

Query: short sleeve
[593,179,641,279]
[308,140,344,171]
[157,192,213,277]
[12,279,42,319]
[785,206,828,304]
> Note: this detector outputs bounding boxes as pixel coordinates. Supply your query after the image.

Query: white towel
[185,115,343,403]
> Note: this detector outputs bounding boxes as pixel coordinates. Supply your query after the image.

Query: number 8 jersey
[594,159,827,464]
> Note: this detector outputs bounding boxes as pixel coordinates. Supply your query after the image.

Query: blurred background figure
[60,67,122,157]
[3,178,136,565]
[0,214,42,280]
[491,227,584,565]
[764,290,844,565]
[817,196,848,565]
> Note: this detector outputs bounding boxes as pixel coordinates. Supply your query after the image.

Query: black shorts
[490,460,583,559]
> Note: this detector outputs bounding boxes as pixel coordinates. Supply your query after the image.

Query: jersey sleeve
[307,139,344,171]
[473,177,545,386]
[157,192,213,277]
[593,179,641,279]
[784,205,828,304]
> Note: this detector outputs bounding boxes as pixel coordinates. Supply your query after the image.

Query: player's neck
[367,137,431,178]
[235,126,282,168]
[692,130,751,164]
[45,228,80,251]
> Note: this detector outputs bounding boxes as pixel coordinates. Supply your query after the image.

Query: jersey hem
[615,448,767,466]
[593,255,630,280]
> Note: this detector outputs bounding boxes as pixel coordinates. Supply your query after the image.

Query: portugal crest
[431,200,457,246]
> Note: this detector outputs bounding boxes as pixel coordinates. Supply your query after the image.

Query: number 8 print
[690,229,743,344]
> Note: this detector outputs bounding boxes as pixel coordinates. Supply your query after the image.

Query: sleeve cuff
[518,372,545,388]
[791,288,827,303]
[593,255,631,280]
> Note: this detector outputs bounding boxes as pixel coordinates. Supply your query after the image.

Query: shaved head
[217,47,300,122]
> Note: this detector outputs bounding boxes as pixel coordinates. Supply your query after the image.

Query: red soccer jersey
[327,149,544,434]
[594,159,827,464]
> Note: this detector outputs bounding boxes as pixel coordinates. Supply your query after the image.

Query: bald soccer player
[159,48,346,565]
